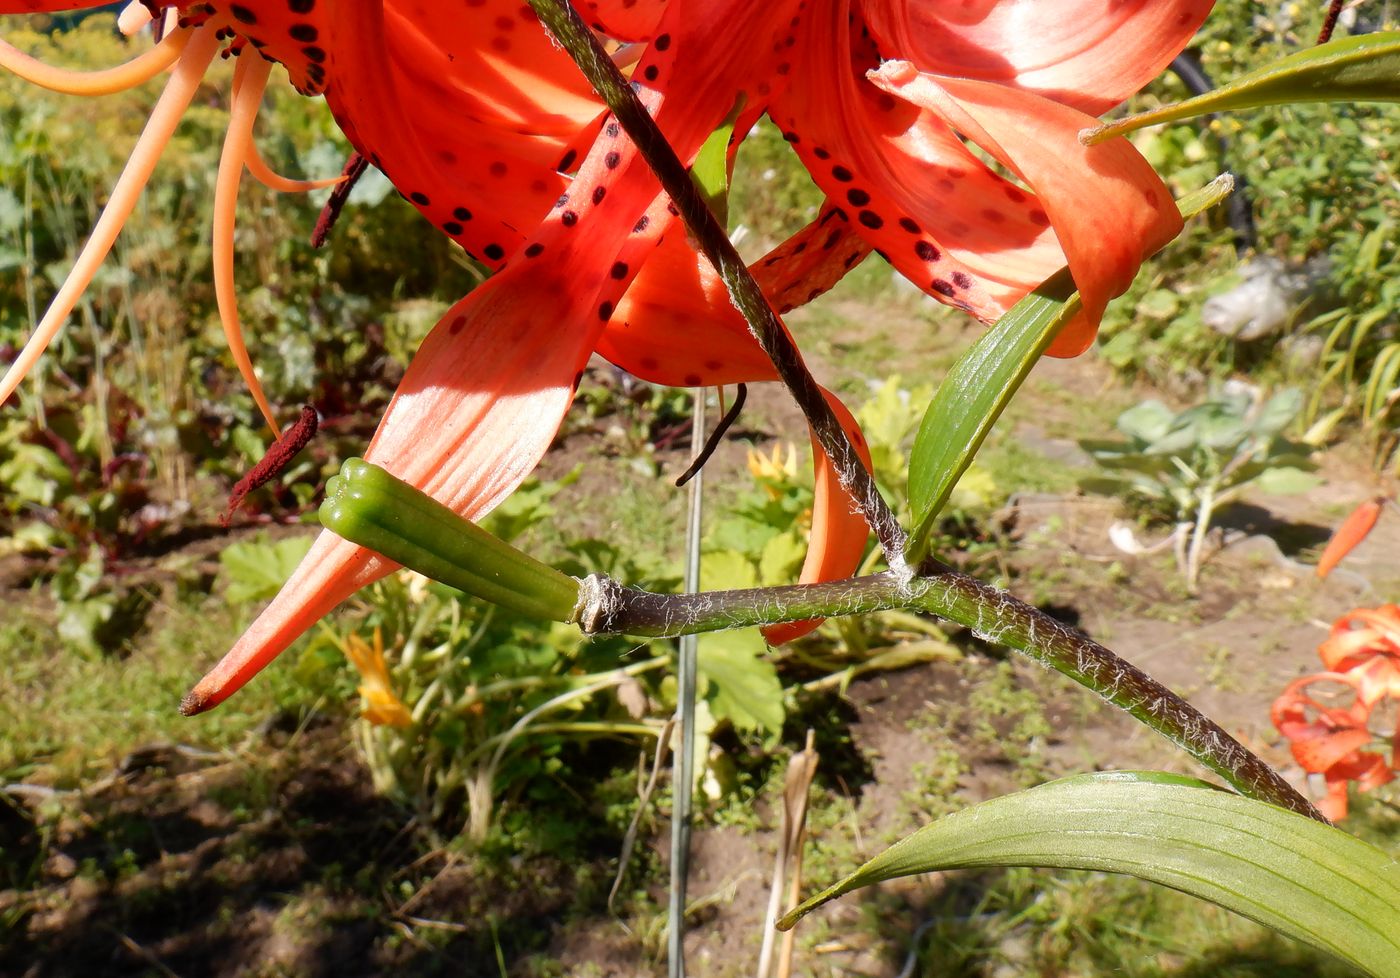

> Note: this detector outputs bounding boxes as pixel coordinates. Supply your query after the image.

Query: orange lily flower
[1271,672,1393,821]
[1316,604,1400,709]
[4,1,1210,711]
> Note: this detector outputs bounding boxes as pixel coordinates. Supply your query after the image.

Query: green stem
[575,571,1322,821]
[324,466,1320,821]
[520,0,908,571]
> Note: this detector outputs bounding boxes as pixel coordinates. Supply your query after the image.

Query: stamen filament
[0,26,220,407]
[216,54,283,436]
[0,24,190,97]
[245,138,344,194]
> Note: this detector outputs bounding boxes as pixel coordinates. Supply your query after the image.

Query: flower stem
[521,0,908,571]
[576,570,1323,822]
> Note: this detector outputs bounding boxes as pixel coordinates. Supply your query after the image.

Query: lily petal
[0,0,113,11]
[868,63,1183,356]
[762,388,873,645]
[858,0,1214,114]
[771,4,1067,328]
[187,0,812,711]
[583,0,669,43]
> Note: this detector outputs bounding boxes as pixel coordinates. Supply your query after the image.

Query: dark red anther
[221,405,318,526]
[675,383,747,487]
[311,152,369,249]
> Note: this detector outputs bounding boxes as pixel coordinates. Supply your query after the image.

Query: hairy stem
[522,0,908,570]
[575,570,1323,822]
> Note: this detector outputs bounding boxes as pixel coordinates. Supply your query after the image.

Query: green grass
[0,590,321,786]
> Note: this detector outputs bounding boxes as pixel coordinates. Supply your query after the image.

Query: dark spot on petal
[914,240,939,261]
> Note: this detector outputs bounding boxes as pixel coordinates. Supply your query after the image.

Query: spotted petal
[187,0,811,709]
[868,63,1183,356]
[858,0,1214,114]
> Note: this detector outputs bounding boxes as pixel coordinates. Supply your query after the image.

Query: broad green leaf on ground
[699,548,760,593]
[779,771,1400,978]
[1085,32,1400,143]
[218,535,314,605]
[697,629,784,738]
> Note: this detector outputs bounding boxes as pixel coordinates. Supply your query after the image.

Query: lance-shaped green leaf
[904,177,1234,567]
[905,270,1080,566]
[779,771,1400,978]
[689,98,743,227]
[1084,32,1400,144]
[320,458,581,622]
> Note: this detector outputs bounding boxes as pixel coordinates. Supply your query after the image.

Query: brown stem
[521,0,909,571]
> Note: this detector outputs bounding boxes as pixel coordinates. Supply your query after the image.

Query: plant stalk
[576,570,1323,822]
[520,0,908,573]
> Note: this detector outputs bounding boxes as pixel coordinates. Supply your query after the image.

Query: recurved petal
[321,0,574,267]
[771,6,1068,330]
[1290,726,1373,775]
[869,63,1183,356]
[595,202,870,387]
[0,0,112,11]
[583,0,669,42]
[762,389,874,646]
[188,0,814,711]
[857,0,1214,115]
[182,279,594,715]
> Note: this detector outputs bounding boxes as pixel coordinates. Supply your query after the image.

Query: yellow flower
[342,629,412,728]
[747,442,799,499]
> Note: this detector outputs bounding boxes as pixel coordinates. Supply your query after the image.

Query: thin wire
[669,388,706,978]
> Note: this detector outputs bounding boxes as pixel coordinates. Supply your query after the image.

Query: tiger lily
[1316,604,1400,710]
[1271,672,1394,821]
[1,1,1210,713]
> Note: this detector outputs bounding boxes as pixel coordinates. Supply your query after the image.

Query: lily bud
[320,459,580,624]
